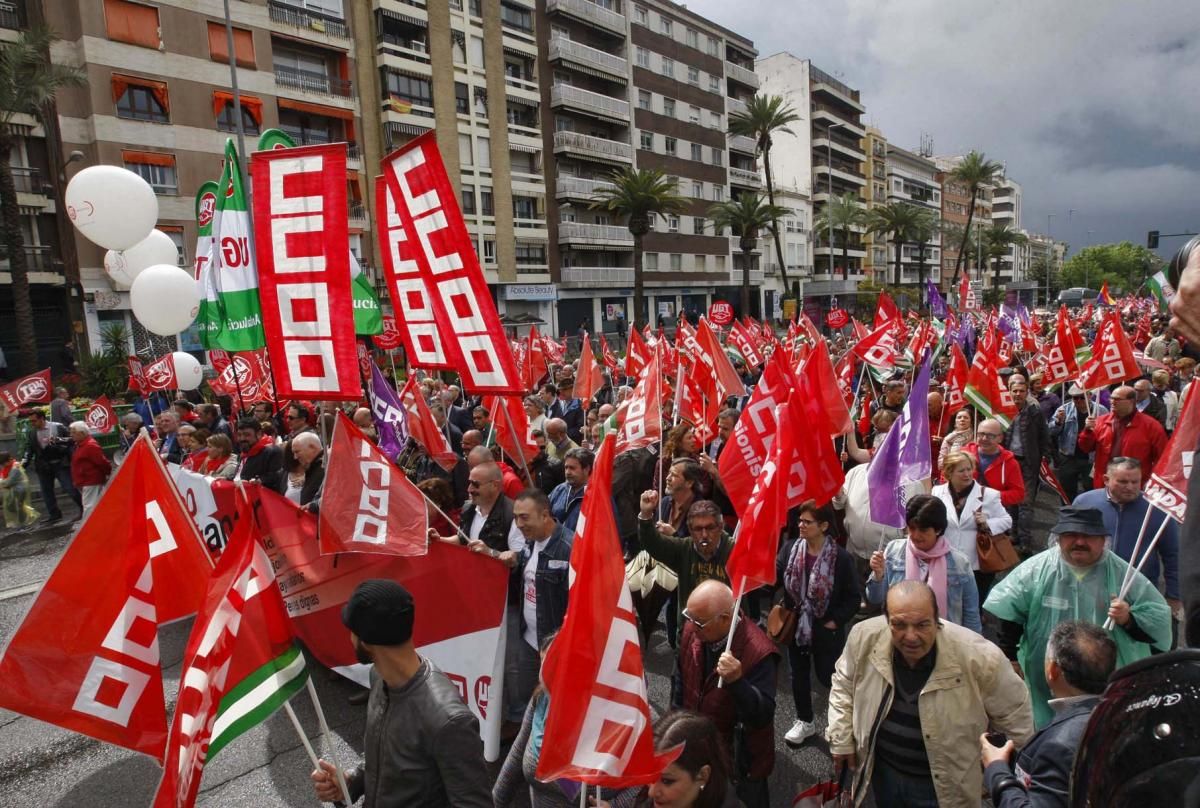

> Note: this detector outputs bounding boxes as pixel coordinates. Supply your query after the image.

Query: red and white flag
[127,356,149,395]
[85,395,118,433]
[0,438,213,760]
[153,496,308,808]
[399,377,458,471]
[624,324,650,380]
[874,291,902,329]
[485,393,540,466]
[718,350,796,515]
[208,351,271,404]
[797,340,852,436]
[600,335,619,374]
[251,143,359,399]
[728,319,764,369]
[576,332,604,403]
[142,353,178,392]
[374,314,403,351]
[536,436,679,786]
[849,320,899,370]
[1143,385,1199,523]
[959,273,979,311]
[616,352,662,454]
[0,368,51,410]
[697,317,745,398]
[943,343,969,417]
[378,131,522,394]
[526,325,549,389]
[1078,311,1140,391]
[318,412,429,557]
[834,352,857,411]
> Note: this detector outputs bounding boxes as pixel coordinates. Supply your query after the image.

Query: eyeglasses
[681,608,728,630]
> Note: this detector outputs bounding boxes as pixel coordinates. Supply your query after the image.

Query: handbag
[766,603,798,644]
[977,529,1020,573]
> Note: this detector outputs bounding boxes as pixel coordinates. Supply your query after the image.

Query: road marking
[0,582,41,602]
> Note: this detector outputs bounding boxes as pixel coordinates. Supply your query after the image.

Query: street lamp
[825,122,843,307]
[1046,213,1056,306]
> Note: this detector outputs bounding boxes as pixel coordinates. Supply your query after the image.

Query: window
[693,217,705,235]
[475,136,491,169]
[694,254,705,271]
[689,104,700,123]
[383,71,432,107]
[278,107,334,144]
[893,179,903,191]
[711,147,723,166]
[670,253,682,271]
[207,22,255,68]
[123,150,177,194]
[709,75,720,94]
[715,255,726,272]
[661,57,674,78]
[461,187,476,215]
[455,82,469,114]
[459,134,473,166]
[160,226,187,266]
[687,66,699,85]
[638,89,651,110]
[709,111,722,129]
[633,5,647,24]
[662,98,675,117]
[214,93,262,135]
[664,136,676,155]
[515,243,546,265]
[645,253,657,271]
[692,180,702,197]
[660,17,672,36]
[668,215,679,232]
[690,143,702,161]
[686,28,698,48]
[713,185,724,202]
[105,0,160,49]
[708,36,719,56]
[513,196,538,219]
[483,239,496,262]
[112,75,169,123]
[636,47,650,68]
[639,130,653,150]
[480,190,494,216]
[499,2,532,33]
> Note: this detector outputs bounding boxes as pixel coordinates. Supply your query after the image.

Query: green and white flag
[350,248,382,335]
[193,181,222,349]
[256,127,296,152]
[213,138,265,351]
[1146,270,1176,311]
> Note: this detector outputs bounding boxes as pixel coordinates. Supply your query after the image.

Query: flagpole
[422,490,472,544]
[282,698,347,807]
[716,571,747,691]
[1104,504,1156,626]
[1105,514,1172,630]
[486,397,499,447]
[305,677,352,806]
[499,398,535,486]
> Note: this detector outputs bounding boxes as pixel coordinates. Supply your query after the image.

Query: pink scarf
[905,537,951,617]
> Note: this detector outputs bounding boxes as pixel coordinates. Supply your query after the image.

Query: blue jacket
[515,523,573,645]
[1072,489,1179,599]
[865,538,982,633]
[984,695,1098,807]
[1049,400,1108,457]
[548,481,586,534]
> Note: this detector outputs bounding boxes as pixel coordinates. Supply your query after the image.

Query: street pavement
[0,488,1066,807]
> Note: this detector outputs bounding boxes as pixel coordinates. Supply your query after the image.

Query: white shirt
[468,503,525,552]
[522,538,549,649]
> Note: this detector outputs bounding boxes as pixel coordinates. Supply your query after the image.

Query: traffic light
[1148,230,1160,249]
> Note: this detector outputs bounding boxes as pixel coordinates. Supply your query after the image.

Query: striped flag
[212,139,266,350]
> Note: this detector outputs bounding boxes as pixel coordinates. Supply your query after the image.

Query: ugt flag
[212,139,265,350]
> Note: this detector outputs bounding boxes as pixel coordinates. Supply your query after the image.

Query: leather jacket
[346,660,492,808]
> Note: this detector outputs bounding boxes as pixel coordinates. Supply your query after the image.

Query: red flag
[536,436,679,786]
[728,320,764,369]
[943,343,969,416]
[374,314,403,351]
[874,291,901,329]
[318,412,429,556]
[697,317,744,398]
[718,350,796,515]
[142,353,178,392]
[850,317,869,342]
[625,324,650,380]
[399,377,457,471]
[541,332,566,365]
[85,395,118,433]
[575,332,604,403]
[127,356,149,395]
[959,273,979,311]
[486,393,540,466]
[1039,457,1070,505]
[1143,384,1200,523]
[799,341,852,436]
[790,365,847,510]
[616,353,662,454]
[378,132,522,393]
[725,397,796,592]
[834,352,857,411]
[0,438,213,760]
[0,368,51,410]
[152,496,307,807]
[600,335,619,374]
[251,143,359,400]
[1078,311,1140,391]
[207,352,267,403]
[964,341,1018,427]
[1132,312,1152,349]
[849,320,899,370]
[679,364,720,444]
[527,325,549,388]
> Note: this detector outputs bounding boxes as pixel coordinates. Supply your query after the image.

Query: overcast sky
[686,0,1200,263]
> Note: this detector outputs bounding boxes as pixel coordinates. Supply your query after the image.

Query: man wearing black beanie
[310,579,491,807]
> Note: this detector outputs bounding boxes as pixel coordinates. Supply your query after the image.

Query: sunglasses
[681,608,728,630]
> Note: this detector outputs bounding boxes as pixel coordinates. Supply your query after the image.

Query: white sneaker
[785,719,817,746]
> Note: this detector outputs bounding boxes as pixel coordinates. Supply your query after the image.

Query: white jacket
[931,481,1012,570]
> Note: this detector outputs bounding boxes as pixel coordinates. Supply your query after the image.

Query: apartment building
[935,154,992,289]
[756,53,867,305]
[885,145,941,287]
[990,175,1027,287]
[542,0,763,334]
[33,0,370,363]
[861,125,887,283]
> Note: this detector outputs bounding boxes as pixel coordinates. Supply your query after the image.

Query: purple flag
[927,281,948,318]
[866,353,933,528]
[367,362,408,460]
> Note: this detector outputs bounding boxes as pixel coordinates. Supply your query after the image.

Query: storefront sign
[504,284,557,301]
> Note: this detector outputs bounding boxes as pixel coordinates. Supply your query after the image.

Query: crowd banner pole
[717,570,746,691]
[305,677,352,806]
[282,698,345,807]
[499,400,535,486]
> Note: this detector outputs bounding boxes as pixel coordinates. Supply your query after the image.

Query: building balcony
[728,134,757,155]
[811,106,864,137]
[726,97,749,117]
[725,61,758,89]
[553,130,633,165]
[551,83,629,122]
[728,167,761,188]
[9,165,47,196]
[729,268,764,284]
[546,0,626,36]
[814,245,867,259]
[0,245,59,272]
[349,201,367,227]
[811,81,865,114]
[814,164,866,186]
[556,176,615,201]
[274,64,353,98]
[728,235,762,252]
[268,1,350,39]
[560,266,634,286]
[812,136,866,162]
[549,36,628,81]
[558,222,634,248]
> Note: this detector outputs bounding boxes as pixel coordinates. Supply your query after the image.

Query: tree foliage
[1058,241,1164,294]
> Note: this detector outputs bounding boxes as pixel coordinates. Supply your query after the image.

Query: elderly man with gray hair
[68,421,111,512]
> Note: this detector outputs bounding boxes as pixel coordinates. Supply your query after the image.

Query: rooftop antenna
[918,132,934,158]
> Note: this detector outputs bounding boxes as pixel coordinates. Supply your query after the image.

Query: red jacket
[1077,410,1167,489]
[70,437,112,487]
[963,442,1025,507]
[498,461,525,500]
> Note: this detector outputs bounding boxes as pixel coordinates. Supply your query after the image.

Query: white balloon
[65,165,158,251]
[130,264,199,336]
[104,230,179,289]
[171,352,203,391]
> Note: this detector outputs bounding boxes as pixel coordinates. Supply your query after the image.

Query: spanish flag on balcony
[388,94,413,114]
[1096,280,1116,306]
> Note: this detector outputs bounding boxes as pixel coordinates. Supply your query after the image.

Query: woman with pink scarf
[864,495,982,633]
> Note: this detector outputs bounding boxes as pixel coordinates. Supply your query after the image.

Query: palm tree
[708,193,789,318]
[908,209,939,303]
[590,167,686,329]
[865,202,922,287]
[947,150,1004,285]
[813,192,867,282]
[982,224,1029,292]
[0,26,86,375]
[728,94,802,300]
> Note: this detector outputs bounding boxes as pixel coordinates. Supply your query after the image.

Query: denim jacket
[1049,400,1108,457]
[864,538,982,633]
[515,523,573,645]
